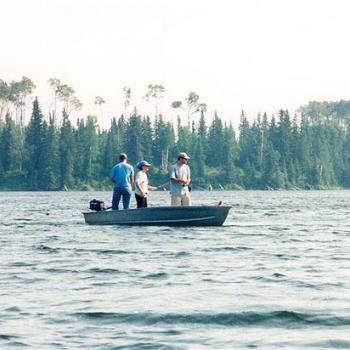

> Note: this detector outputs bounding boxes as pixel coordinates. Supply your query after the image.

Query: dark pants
[135,193,147,208]
[112,187,131,210]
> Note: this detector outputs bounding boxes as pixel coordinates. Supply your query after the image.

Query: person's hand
[140,191,145,197]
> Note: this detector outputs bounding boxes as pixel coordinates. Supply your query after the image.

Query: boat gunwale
[83,205,232,215]
[86,216,217,225]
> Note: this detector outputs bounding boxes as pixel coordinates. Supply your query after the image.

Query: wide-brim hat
[178,152,190,160]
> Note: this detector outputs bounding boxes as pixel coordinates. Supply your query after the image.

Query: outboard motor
[89,199,106,211]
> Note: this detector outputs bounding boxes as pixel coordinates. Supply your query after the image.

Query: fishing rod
[156,181,169,190]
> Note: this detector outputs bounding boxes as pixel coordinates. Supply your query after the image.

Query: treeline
[1,97,350,190]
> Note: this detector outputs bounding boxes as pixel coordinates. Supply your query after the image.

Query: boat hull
[83,206,231,226]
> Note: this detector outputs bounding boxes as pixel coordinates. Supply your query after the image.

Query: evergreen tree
[222,123,239,185]
[59,110,75,189]
[207,111,224,167]
[262,144,284,189]
[79,115,99,182]
[39,117,59,189]
[191,136,206,180]
[141,116,153,162]
[1,114,23,172]
[125,110,143,165]
[237,110,251,169]
[24,98,45,189]
[175,117,191,162]
[102,118,121,176]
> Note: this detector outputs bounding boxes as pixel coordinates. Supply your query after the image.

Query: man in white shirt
[170,152,191,206]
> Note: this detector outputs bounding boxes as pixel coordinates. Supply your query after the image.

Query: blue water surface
[0,190,349,349]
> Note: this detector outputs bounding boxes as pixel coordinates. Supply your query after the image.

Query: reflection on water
[0,190,349,349]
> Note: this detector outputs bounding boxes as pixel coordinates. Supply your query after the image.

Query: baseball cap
[137,160,151,169]
[119,153,128,161]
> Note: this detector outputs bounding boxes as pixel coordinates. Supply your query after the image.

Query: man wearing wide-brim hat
[169,152,191,206]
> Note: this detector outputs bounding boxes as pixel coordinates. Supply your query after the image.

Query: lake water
[0,190,349,349]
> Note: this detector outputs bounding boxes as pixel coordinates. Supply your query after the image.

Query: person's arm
[171,177,184,184]
[148,185,158,191]
[136,179,145,197]
[185,166,191,186]
[170,165,185,184]
[130,166,135,186]
[183,179,190,186]
[110,168,115,183]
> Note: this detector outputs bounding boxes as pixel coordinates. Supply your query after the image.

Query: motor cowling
[89,199,106,211]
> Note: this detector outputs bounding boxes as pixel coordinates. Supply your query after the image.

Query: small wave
[308,339,350,349]
[155,228,176,232]
[275,254,300,260]
[0,334,19,340]
[97,249,132,255]
[73,248,134,255]
[85,267,122,274]
[3,341,29,347]
[34,244,60,253]
[44,268,80,274]
[143,272,169,280]
[72,310,350,327]
[110,341,181,350]
[272,273,286,278]
[9,261,37,267]
[203,246,253,252]
[174,251,191,258]
[3,306,21,312]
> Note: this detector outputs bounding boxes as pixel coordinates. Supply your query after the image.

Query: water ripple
[0,190,349,349]
[72,310,350,327]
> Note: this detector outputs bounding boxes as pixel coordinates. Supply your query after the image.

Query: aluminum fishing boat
[83,205,231,226]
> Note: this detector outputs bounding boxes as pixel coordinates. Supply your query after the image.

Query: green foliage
[1,114,22,172]
[2,96,350,191]
[41,117,60,189]
[59,110,75,189]
[23,97,45,189]
[125,111,144,165]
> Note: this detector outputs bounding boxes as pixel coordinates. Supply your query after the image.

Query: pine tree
[39,117,59,189]
[125,110,143,165]
[262,143,284,189]
[1,114,23,173]
[24,98,45,189]
[192,136,206,180]
[82,115,99,182]
[102,118,121,176]
[223,123,239,185]
[207,111,224,167]
[141,116,153,162]
[59,110,75,189]
[175,116,192,161]
[237,110,251,169]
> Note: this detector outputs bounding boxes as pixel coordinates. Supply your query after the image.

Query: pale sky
[1,0,350,129]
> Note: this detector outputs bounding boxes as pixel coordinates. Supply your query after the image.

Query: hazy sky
[1,0,350,128]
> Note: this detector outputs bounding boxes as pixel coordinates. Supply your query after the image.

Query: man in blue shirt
[110,153,134,210]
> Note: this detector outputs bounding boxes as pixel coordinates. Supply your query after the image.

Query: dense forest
[1,77,350,191]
